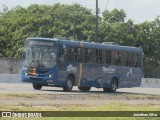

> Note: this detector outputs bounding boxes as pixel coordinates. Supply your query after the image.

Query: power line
[105,0,110,11]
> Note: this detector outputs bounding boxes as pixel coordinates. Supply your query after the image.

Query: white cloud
[106,0,160,23]
[0,0,160,23]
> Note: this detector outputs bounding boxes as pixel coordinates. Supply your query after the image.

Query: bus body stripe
[77,63,82,86]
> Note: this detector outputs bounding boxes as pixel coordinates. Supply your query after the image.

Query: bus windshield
[23,46,57,68]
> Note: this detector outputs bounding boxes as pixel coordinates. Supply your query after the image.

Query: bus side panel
[117,67,142,88]
[83,57,140,89]
[80,64,111,88]
[80,64,97,87]
[128,68,142,87]
[114,66,129,88]
[58,63,79,86]
[57,66,67,86]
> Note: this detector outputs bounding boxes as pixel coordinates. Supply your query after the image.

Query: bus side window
[111,50,117,65]
[96,49,102,64]
[138,53,142,67]
[116,52,119,65]
[99,49,102,64]
[106,50,111,65]
[85,48,88,63]
[134,53,138,67]
[129,52,137,67]
[75,48,81,62]
[117,52,122,66]
[96,49,99,64]
[62,48,68,63]
[102,49,106,64]
[126,52,137,67]
[81,48,85,63]
[68,47,75,62]
[59,47,68,66]
[121,51,127,66]
[126,52,130,66]
[85,48,92,63]
[91,49,96,63]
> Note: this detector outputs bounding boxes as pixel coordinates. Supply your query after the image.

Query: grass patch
[0,117,157,120]
[0,103,159,120]
[1,102,160,111]
[0,93,159,120]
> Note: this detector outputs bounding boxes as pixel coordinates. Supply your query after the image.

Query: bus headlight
[24,73,28,76]
[49,74,52,78]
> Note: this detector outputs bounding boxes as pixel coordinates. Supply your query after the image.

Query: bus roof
[26,37,143,53]
[58,39,142,53]
[27,37,59,42]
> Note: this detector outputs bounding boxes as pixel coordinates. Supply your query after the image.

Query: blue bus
[21,37,143,92]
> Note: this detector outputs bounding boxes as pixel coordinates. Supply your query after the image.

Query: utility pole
[73,16,76,40]
[95,0,99,42]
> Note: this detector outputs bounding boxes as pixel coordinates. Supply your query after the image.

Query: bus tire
[63,76,74,92]
[33,84,42,90]
[78,86,91,92]
[103,78,118,92]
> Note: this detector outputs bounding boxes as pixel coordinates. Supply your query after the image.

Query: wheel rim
[67,80,72,89]
[112,81,116,91]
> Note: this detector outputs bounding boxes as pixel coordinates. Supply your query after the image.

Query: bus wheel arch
[63,74,75,92]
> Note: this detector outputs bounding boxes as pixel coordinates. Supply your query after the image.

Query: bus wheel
[63,76,73,92]
[103,79,117,92]
[33,84,42,90]
[78,86,91,92]
[110,79,117,92]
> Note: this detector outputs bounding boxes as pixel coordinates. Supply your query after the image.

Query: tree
[1,3,160,73]
[0,3,95,58]
[102,8,126,23]
[134,17,160,71]
[99,9,135,46]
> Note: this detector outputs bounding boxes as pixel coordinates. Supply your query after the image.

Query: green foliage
[0,3,95,58]
[133,17,160,70]
[102,8,126,23]
[99,19,135,46]
[0,4,160,70]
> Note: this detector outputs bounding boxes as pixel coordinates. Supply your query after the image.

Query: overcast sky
[0,0,160,23]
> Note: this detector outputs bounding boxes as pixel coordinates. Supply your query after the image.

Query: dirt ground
[0,83,160,111]
[1,90,160,110]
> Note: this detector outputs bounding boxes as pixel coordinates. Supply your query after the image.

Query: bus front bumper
[21,73,56,85]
